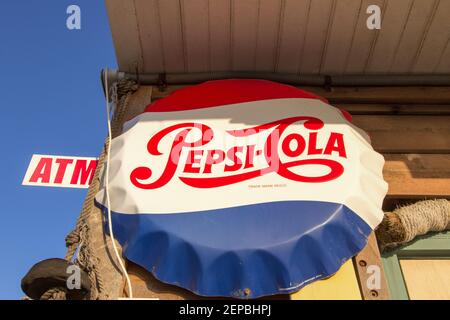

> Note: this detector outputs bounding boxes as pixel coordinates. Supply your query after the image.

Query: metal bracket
[157,73,168,92]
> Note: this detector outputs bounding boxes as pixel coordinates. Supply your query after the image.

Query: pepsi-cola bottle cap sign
[96,79,388,298]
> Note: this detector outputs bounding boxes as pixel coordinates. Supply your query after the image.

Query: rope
[46,78,139,300]
[376,199,450,251]
[399,199,450,242]
[40,287,67,300]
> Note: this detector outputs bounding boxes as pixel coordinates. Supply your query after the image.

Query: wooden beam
[152,86,450,104]
[126,262,197,300]
[308,87,450,104]
[352,115,450,154]
[383,154,450,199]
[353,233,390,300]
[105,0,144,73]
[338,104,450,115]
[123,86,153,123]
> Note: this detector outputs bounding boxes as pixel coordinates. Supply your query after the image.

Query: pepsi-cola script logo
[130,116,347,189]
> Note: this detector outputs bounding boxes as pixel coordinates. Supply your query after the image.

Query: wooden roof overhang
[106,0,450,80]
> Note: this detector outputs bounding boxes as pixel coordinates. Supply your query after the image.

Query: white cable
[104,68,134,299]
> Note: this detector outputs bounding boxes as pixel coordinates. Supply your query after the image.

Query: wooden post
[353,233,390,300]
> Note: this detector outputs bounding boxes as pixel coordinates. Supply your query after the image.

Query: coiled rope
[40,79,139,300]
[40,287,67,300]
[376,199,450,251]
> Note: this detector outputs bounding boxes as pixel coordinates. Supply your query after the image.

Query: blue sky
[0,1,117,299]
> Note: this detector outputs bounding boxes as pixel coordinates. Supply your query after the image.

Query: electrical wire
[104,68,134,299]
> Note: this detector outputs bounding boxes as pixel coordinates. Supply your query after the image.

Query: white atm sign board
[22,154,98,189]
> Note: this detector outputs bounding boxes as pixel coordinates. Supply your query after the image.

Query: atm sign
[22,154,98,189]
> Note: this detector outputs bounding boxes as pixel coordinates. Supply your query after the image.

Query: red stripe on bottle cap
[145,79,328,112]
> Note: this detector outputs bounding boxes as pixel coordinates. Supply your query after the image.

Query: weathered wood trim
[353,233,390,300]
[383,154,450,199]
[123,86,154,122]
[309,86,450,104]
[337,104,450,115]
[352,115,450,154]
[152,85,450,104]
[126,262,198,300]
[381,253,409,300]
[395,231,450,258]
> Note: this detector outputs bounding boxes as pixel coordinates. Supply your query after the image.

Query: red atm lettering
[29,157,53,183]
[70,159,98,185]
[54,158,74,183]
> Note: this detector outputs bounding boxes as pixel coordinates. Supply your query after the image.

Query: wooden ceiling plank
[231,0,259,71]
[105,0,143,72]
[255,0,283,72]
[413,0,450,73]
[300,0,335,74]
[108,0,450,75]
[344,0,385,74]
[276,0,310,73]
[365,0,414,73]
[209,0,232,71]
[435,38,450,73]
[157,0,186,73]
[389,0,436,74]
[134,0,164,73]
[321,0,362,74]
[181,0,210,72]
